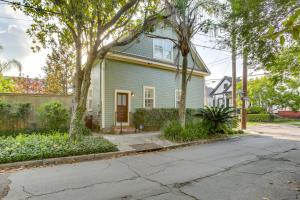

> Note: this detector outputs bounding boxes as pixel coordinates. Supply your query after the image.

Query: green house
[89,26,210,131]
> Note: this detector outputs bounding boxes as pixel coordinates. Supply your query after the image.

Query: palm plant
[0,45,22,76]
[194,106,237,134]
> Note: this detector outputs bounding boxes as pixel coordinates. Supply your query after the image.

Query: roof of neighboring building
[210,76,241,96]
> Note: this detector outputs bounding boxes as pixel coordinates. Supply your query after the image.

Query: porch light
[131,92,135,97]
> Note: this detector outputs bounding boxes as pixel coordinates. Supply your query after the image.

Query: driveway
[1,133,300,200]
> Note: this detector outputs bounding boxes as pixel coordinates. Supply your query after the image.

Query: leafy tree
[43,42,75,95]
[0,76,15,93]
[156,0,218,127]
[0,44,22,76]
[16,0,161,139]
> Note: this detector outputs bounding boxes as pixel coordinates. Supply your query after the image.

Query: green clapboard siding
[103,59,204,128]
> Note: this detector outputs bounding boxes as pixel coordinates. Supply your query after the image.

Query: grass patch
[0,132,118,164]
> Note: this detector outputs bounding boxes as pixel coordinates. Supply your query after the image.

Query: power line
[206,57,230,65]
[192,43,231,52]
[0,0,60,15]
[0,16,33,21]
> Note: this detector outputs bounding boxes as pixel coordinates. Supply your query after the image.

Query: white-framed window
[87,87,93,111]
[153,38,173,61]
[143,86,155,109]
[175,89,182,108]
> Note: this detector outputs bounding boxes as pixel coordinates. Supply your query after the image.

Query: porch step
[112,126,136,134]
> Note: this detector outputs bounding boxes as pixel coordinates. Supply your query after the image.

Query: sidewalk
[99,132,177,151]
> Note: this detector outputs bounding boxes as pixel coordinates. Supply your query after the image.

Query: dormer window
[153,38,173,62]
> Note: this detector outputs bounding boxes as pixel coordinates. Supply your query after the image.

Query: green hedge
[0,132,118,164]
[247,114,275,122]
[132,108,196,131]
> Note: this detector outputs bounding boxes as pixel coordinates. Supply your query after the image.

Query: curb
[0,136,241,171]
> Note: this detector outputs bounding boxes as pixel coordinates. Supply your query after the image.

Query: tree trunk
[69,39,83,140]
[69,50,96,140]
[231,32,237,108]
[241,49,248,130]
[179,54,188,128]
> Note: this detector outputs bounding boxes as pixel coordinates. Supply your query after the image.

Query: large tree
[16,0,161,139]
[158,0,217,127]
[43,42,75,95]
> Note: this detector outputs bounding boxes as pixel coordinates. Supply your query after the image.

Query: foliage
[0,75,15,93]
[247,106,267,114]
[0,101,31,131]
[194,106,237,134]
[38,102,70,130]
[162,120,230,142]
[247,114,275,122]
[0,127,69,138]
[132,108,196,131]
[12,76,45,94]
[43,42,75,94]
[0,132,117,164]
[0,59,22,76]
[237,76,300,112]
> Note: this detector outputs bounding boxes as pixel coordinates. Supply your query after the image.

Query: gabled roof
[210,76,232,96]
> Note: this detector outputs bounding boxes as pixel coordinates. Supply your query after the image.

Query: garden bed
[0,132,118,164]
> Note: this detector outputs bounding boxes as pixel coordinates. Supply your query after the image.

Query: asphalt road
[1,131,300,200]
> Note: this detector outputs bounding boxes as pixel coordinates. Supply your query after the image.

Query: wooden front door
[116,92,128,123]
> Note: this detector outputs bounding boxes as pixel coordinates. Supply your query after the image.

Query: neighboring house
[89,26,210,131]
[209,76,238,107]
[205,86,214,106]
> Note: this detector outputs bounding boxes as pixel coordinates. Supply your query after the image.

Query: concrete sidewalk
[100,132,177,151]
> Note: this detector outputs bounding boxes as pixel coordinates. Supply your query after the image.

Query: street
[1,128,300,200]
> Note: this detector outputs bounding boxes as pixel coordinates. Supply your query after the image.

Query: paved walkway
[1,132,300,200]
[100,132,176,151]
[248,123,300,140]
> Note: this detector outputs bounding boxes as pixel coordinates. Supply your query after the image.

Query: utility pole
[241,49,248,129]
[231,32,237,108]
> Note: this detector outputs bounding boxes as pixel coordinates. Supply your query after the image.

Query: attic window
[153,38,173,62]
[224,83,228,89]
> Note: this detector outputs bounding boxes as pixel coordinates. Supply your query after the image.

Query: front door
[116,92,129,123]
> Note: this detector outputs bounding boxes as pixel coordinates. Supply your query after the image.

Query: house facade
[89,26,210,130]
[209,76,233,107]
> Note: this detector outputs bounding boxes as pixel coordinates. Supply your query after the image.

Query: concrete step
[111,126,136,134]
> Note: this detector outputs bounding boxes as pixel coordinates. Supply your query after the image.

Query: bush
[194,106,237,134]
[38,102,70,130]
[0,101,31,131]
[247,114,275,122]
[247,106,267,114]
[0,132,117,164]
[162,120,216,142]
[133,108,196,131]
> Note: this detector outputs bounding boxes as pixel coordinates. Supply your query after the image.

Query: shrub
[133,108,196,131]
[194,106,237,134]
[0,101,31,131]
[0,132,117,164]
[247,114,275,122]
[247,106,267,114]
[38,102,70,130]
[162,120,215,142]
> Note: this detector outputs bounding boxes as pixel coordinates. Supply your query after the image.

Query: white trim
[175,89,181,108]
[152,38,174,62]
[114,89,131,126]
[87,87,93,111]
[101,60,105,128]
[143,86,156,109]
[106,52,209,77]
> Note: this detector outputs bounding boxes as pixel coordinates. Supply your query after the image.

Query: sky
[0,3,247,85]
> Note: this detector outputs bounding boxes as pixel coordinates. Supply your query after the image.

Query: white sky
[0,3,251,84]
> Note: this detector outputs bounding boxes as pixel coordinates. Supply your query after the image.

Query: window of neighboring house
[143,86,155,109]
[218,98,224,106]
[224,83,228,89]
[175,89,181,108]
[153,38,173,61]
[87,87,93,111]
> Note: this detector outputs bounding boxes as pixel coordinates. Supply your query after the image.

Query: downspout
[101,60,105,129]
